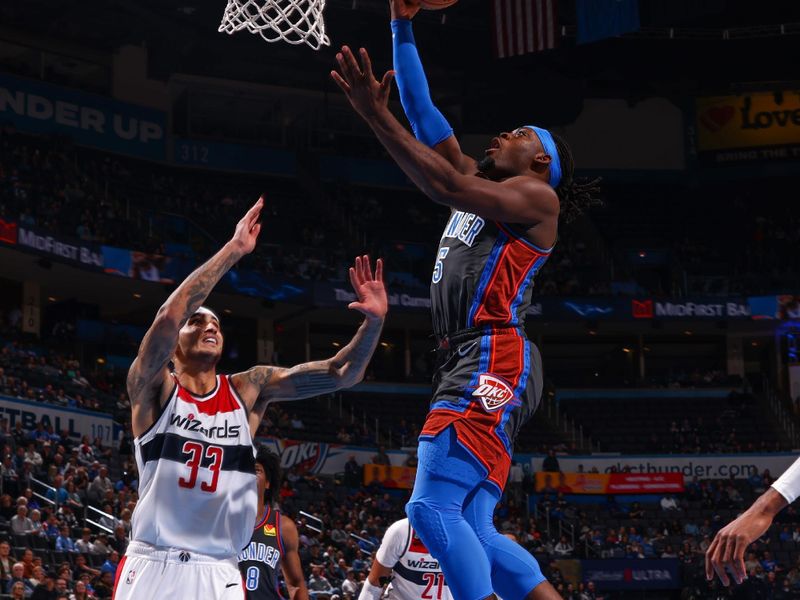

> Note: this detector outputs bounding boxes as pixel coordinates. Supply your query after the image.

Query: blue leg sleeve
[463,483,547,600]
[406,428,493,600]
[391,19,453,147]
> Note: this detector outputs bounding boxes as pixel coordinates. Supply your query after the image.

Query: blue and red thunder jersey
[423,210,551,489]
[238,507,284,600]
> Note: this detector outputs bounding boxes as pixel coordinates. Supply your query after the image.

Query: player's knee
[470,520,499,545]
[406,500,449,557]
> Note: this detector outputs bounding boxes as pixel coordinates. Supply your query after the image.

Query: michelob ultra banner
[581,559,681,590]
[695,91,800,163]
[535,472,683,494]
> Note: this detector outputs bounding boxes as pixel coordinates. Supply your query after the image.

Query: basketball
[420,0,458,10]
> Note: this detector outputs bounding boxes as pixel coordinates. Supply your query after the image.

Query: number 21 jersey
[131,374,257,557]
[377,519,452,600]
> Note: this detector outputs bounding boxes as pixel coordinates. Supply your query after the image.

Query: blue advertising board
[173,138,296,175]
[0,73,166,160]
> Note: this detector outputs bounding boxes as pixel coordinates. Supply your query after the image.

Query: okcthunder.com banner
[531,453,798,480]
[535,472,684,495]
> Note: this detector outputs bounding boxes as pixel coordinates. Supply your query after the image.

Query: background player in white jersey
[359,518,452,600]
[706,457,800,587]
[238,446,308,600]
[118,198,388,600]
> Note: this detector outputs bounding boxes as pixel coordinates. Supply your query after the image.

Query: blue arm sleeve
[391,19,453,148]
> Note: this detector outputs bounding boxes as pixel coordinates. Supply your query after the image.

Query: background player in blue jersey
[239,447,308,600]
[331,2,598,599]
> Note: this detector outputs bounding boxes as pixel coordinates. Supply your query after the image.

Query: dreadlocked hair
[255,445,282,505]
[552,133,602,223]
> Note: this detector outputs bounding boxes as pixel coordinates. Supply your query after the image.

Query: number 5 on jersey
[179,441,223,493]
[432,247,449,284]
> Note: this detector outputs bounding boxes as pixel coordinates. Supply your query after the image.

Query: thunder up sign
[0,73,166,161]
[695,91,800,164]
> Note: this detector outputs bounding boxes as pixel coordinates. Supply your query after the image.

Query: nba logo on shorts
[472,374,515,412]
[125,570,136,584]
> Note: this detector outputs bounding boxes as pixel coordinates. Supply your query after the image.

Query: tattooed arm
[127,198,263,437]
[232,256,388,429]
[236,315,384,415]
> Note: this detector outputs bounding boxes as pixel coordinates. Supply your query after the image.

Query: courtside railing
[30,476,57,510]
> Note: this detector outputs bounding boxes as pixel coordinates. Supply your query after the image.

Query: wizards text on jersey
[406,557,440,570]
[168,413,242,440]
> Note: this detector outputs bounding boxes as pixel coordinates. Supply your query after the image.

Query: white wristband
[771,457,800,504]
[357,580,384,600]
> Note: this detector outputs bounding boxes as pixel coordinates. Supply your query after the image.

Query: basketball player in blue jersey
[119,197,387,600]
[239,447,308,600]
[331,2,598,598]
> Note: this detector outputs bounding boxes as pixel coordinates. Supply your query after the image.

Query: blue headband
[524,126,562,189]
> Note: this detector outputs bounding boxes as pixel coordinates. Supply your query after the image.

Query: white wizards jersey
[131,374,257,558]
[376,519,452,600]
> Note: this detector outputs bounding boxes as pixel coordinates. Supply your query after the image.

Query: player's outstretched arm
[358,560,392,600]
[390,0,475,174]
[233,256,387,421]
[280,516,309,600]
[127,198,263,436]
[331,47,558,226]
[359,519,406,600]
[705,461,798,586]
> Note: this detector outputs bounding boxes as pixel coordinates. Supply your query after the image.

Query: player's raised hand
[390,0,422,20]
[347,255,388,322]
[705,506,773,586]
[331,46,394,120]
[230,197,263,257]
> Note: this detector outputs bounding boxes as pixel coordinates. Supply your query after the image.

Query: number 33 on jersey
[130,374,258,557]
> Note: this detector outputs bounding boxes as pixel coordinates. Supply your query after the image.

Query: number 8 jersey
[131,374,257,557]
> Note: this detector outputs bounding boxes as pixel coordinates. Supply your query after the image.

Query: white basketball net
[218,0,330,50]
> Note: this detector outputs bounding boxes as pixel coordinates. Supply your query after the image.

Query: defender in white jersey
[119,198,388,600]
[358,518,452,600]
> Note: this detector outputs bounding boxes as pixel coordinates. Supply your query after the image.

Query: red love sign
[700,105,735,132]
